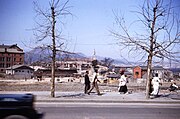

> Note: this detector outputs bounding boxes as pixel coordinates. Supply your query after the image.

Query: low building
[6,65,34,79]
[34,68,78,82]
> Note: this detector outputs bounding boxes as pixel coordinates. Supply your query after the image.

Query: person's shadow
[150,94,170,99]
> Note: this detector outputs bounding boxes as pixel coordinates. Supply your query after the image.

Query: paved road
[35,102,180,119]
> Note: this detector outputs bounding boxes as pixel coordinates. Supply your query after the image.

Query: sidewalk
[1,91,180,104]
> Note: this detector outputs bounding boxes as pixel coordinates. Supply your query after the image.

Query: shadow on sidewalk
[55,92,106,98]
[150,93,180,100]
[56,93,85,98]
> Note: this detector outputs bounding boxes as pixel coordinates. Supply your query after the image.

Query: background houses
[0,44,179,83]
[133,66,173,81]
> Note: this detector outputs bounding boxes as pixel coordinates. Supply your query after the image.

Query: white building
[6,65,34,79]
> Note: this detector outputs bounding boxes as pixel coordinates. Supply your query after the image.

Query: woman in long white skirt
[151,73,161,96]
[118,71,128,94]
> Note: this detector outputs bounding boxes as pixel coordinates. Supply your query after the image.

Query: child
[169,82,178,92]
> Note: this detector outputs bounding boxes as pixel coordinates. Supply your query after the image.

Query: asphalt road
[35,103,180,119]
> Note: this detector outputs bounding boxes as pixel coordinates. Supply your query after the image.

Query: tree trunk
[145,54,152,99]
[51,6,56,97]
[145,5,157,99]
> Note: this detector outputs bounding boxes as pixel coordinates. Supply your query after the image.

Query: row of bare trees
[32,0,179,98]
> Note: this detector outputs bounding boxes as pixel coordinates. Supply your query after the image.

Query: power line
[70,43,117,46]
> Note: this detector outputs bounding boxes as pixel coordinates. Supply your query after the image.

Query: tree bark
[145,55,152,99]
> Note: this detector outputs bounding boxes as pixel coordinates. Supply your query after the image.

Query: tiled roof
[6,65,34,70]
[0,48,24,53]
[6,65,24,69]
[0,44,24,53]
[0,44,18,48]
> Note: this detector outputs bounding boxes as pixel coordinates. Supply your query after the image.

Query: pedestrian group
[84,69,178,96]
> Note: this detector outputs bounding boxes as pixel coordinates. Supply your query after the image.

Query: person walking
[118,70,128,94]
[84,71,91,94]
[87,69,101,95]
[151,73,161,96]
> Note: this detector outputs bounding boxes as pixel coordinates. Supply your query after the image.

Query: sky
[0,0,180,61]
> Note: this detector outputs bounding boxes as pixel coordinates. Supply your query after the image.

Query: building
[56,59,92,75]
[6,65,34,79]
[0,44,24,73]
[133,66,147,79]
[133,66,172,81]
[168,68,180,80]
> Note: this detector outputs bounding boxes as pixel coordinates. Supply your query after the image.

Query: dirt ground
[0,79,179,93]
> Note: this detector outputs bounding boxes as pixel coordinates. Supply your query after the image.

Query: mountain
[24,46,138,66]
[24,46,87,64]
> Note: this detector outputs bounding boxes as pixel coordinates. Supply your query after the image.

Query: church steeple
[92,49,96,61]
[92,49,98,70]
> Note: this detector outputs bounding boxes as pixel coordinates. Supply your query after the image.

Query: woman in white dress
[151,73,161,96]
[118,71,128,94]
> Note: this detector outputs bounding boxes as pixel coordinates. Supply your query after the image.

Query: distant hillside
[24,46,164,67]
[24,46,87,64]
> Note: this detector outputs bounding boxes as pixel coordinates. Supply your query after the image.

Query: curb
[36,99,180,104]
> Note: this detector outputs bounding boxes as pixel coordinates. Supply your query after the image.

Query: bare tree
[33,0,72,97]
[100,58,114,68]
[110,0,180,99]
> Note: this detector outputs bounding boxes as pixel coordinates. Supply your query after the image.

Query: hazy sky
[0,0,179,61]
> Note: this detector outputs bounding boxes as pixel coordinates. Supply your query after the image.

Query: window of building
[0,63,4,68]
[14,58,16,61]
[0,63,3,68]
[7,57,11,62]
[7,64,11,67]
[1,57,5,61]
[135,72,139,76]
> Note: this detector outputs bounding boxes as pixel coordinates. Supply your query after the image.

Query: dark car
[0,93,43,119]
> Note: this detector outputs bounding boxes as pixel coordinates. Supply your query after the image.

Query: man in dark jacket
[84,71,91,94]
